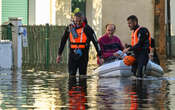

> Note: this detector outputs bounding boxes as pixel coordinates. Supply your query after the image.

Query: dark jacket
[129,25,150,55]
[58,24,102,58]
[151,38,160,65]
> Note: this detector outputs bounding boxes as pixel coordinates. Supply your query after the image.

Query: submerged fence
[22,25,68,70]
[1,24,12,40]
[1,24,68,70]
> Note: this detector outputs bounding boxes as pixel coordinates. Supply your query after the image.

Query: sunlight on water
[0,64,175,110]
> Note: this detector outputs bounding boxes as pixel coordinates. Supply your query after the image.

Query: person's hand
[56,55,61,63]
[97,57,104,65]
[149,53,153,60]
[123,48,130,53]
[113,52,119,57]
[124,43,129,48]
[99,58,104,65]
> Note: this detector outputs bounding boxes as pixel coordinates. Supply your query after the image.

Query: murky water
[0,61,175,110]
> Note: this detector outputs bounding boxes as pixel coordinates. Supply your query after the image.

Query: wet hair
[127,15,138,23]
[74,12,82,17]
[105,24,116,30]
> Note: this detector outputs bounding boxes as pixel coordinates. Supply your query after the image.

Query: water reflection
[0,69,23,110]
[68,76,87,110]
[97,77,170,110]
[129,79,149,110]
[0,69,172,110]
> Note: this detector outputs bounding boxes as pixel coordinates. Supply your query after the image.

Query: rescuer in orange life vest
[123,15,151,78]
[56,12,103,76]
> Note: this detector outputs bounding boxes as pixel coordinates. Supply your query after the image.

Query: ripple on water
[0,68,174,110]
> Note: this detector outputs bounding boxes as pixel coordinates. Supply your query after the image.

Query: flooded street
[0,60,175,110]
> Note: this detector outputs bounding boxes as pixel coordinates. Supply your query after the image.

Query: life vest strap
[71,45,85,49]
[70,42,86,45]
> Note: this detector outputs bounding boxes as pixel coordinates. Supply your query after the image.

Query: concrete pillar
[50,0,56,25]
[86,0,93,26]
[28,0,35,25]
[55,0,71,25]
[9,17,22,69]
[86,0,102,38]
[86,0,103,64]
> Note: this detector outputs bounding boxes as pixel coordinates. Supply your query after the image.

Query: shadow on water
[0,67,175,110]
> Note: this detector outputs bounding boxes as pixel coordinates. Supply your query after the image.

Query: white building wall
[35,0,56,25]
[35,0,50,24]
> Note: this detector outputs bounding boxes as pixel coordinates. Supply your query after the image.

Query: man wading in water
[56,12,103,76]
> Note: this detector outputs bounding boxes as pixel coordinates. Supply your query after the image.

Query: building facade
[1,0,57,25]
[1,0,28,24]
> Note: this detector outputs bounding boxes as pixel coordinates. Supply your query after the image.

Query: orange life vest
[131,27,151,50]
[69,27,87,49]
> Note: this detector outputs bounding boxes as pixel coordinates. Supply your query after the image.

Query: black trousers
[132,52,149,77]
[68,52,88,76]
